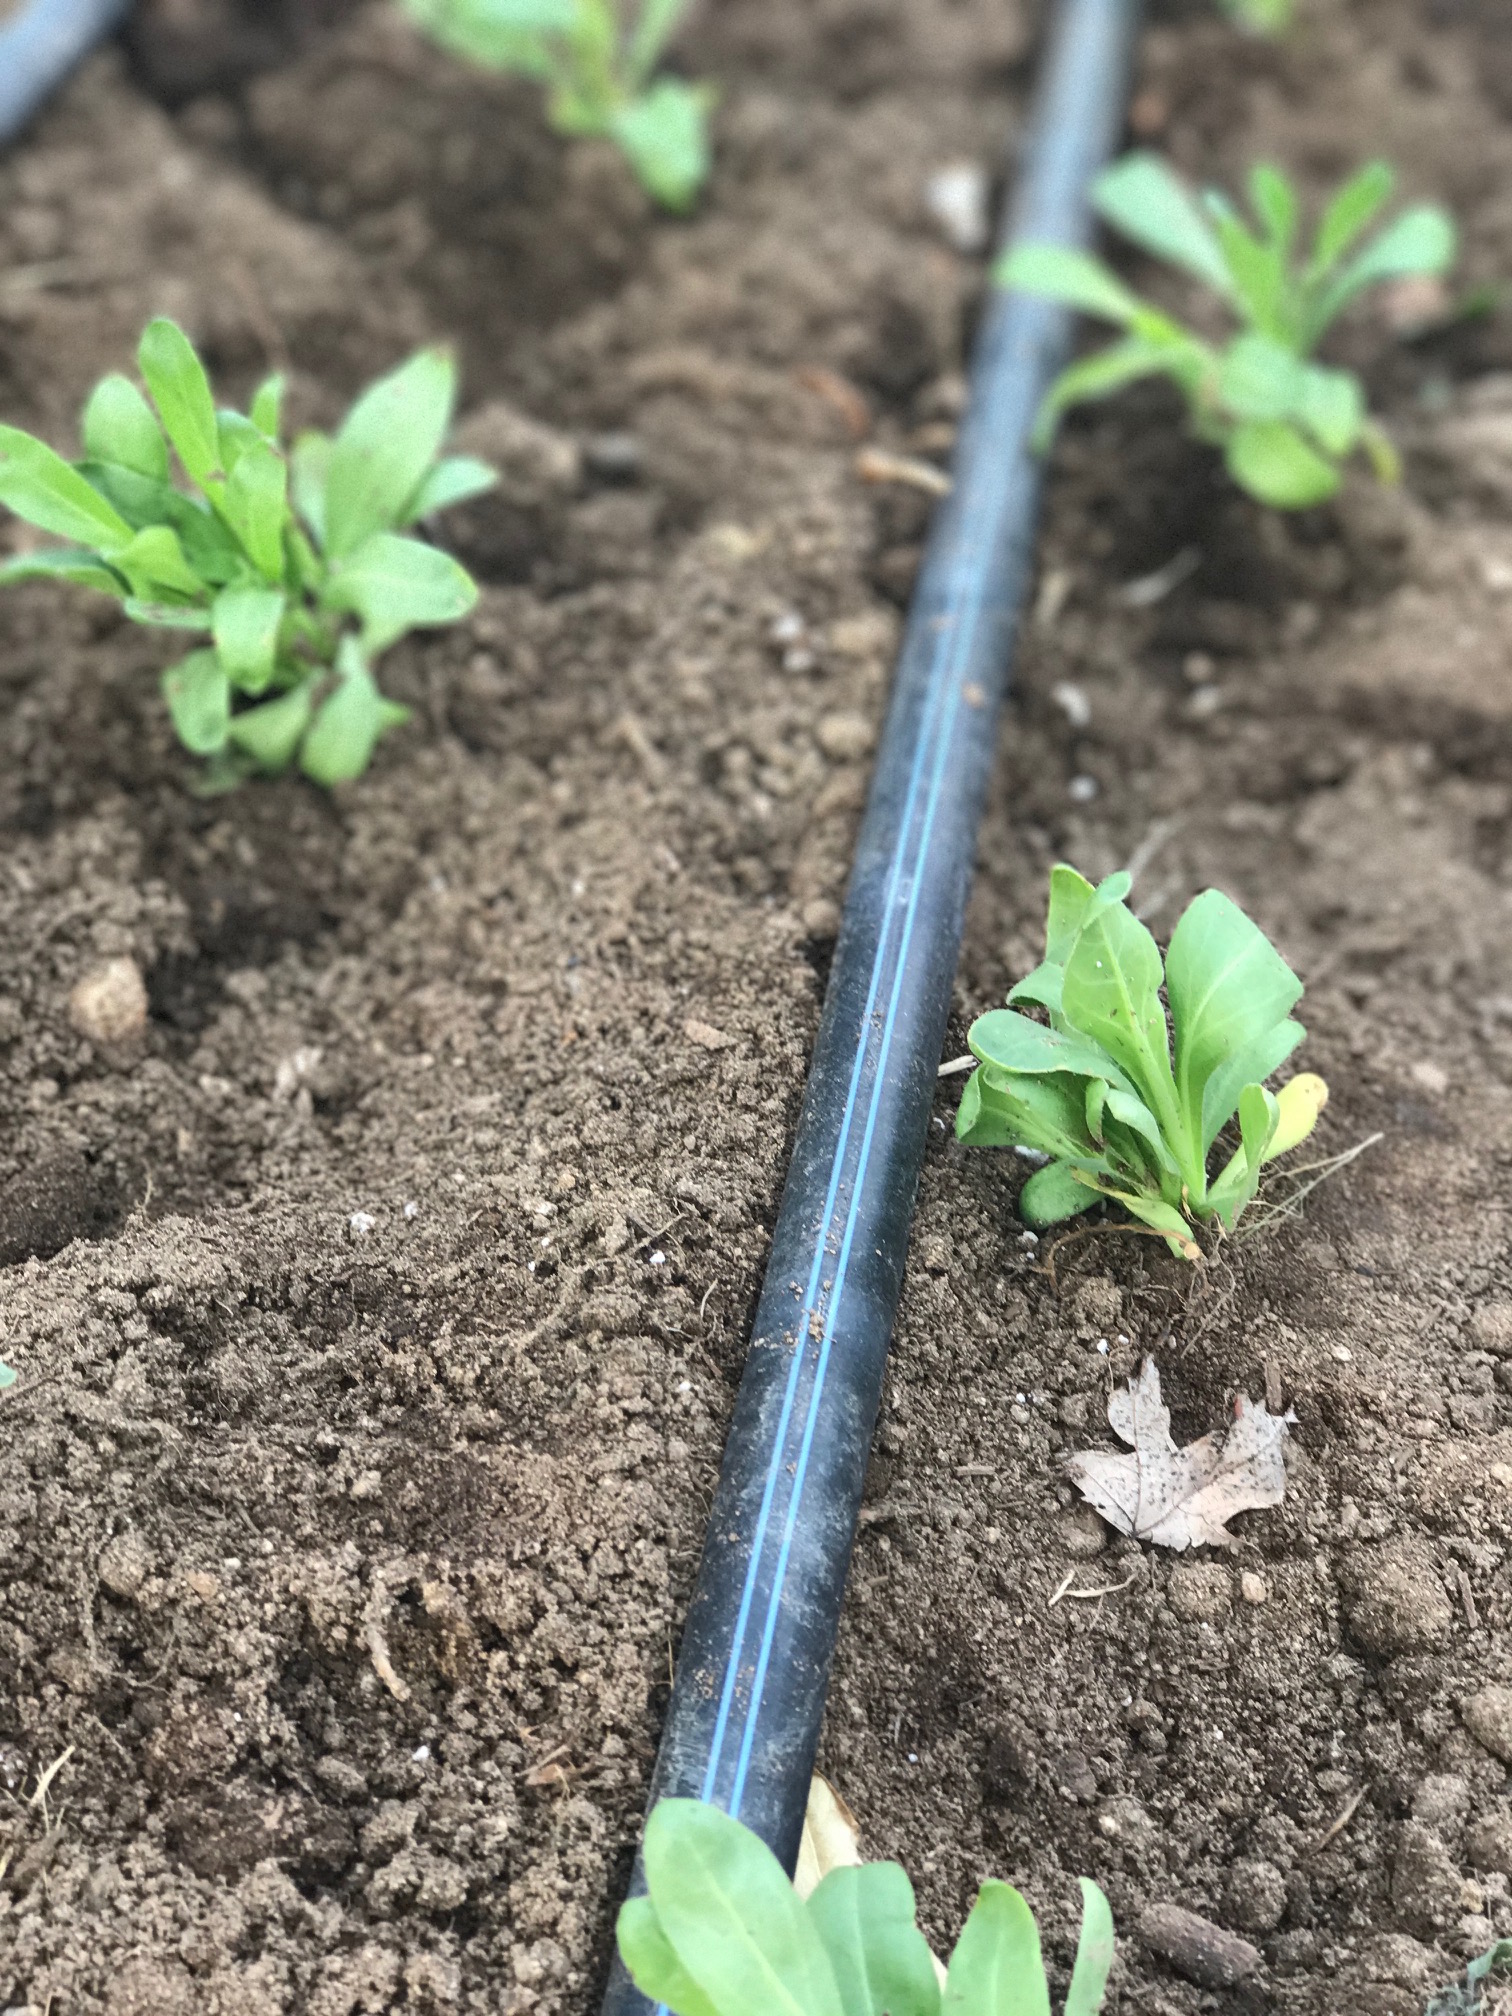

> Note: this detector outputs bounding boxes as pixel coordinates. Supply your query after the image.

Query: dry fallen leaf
[794,1773,861,1900]
[1068,1357,1294,1551]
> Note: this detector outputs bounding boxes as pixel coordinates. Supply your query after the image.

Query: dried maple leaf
[1068,1357,1294,1551]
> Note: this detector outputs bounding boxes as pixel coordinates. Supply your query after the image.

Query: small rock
[1462,1685,1512,1764]
[1057,1504,1107,1558]
[1138,1903,1262,1989]
[1408,1059,1449,1096]
[313,1755,370,1803]
[1097,1794,1153,1839]
[982,1723,1035,1798]
[682,1017,732,1051]
[1240,1571,1269,1605]
[816,711,875,762]
[923,161,990,254]
[582,431,643,483]
[1049,1749,1098,1803]
[1470,1301,1512,1356]
[1342,1537,1454,1655]
[1466,1807,1512,1876]
[184,1571,220,1604]
[1069,1274,1120,1336]
[1224,1857,1287,1934]
[1361,1933,1437,1988]
[1412,1774,1471,1834]
[1168,1559,1231,1622]
[801,898,841,939]
[68,957,148,1044]
[1391,1819,1464,1934]
[98,1530,152,1599]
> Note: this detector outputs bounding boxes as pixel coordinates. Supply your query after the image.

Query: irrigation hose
[601,0,1140,2006]
[0,0,132,149]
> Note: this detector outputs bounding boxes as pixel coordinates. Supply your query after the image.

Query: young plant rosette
[956,865,1328,1259]
[0,321,495,787]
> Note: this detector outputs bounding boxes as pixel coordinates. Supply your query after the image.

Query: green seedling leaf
[217,410,266,474]
[162,648,231,754]
[1206,197,1287,336]
[83,374,168,479]
[640,1800,846,2016]
[1206,1082,1280,1229]
[1165,887,1302,1165]
[1309,159,1395,276]
[627,0,694,84]
[1226,418,1339,507]
[0,1359,15,1391]
[213,584,285,694]
[1034,333,1207,450]
[0,546,125,594]
[76,463,242,583]
[1196,1018,1305,1157]
[292,431,333,546]
[807,1863,942,2016]
[123,598,214,630]
[0,426,134,551]
[403,454,499,521]
[943,1880,1050,2016]
[1262,1071,1328,1162]
[1217,331,1303,421]
[1008,863,1098,1020]
[1093,152,1233,295]
[300,640,409,785]
[116,525,206,602]
[323,530,477,649]
[1247,163,1297,257]
[1060,896,1178,1128]
[1098,1186,1204,1261]
[998,245,1147,327]
[324,347,456,558]
[221,437,290,580]
[138,318,223,488]
[1309,203,1457,338]
[612,78,713,212]
[1019,1160,1101,1227]
[1296,364,1363,456]
[228,679,316,772]
[1065,1879,1115,2016]
[250,374,285,441]
[967,1009,1136,1093]
[402,0,559,72]
[616,1895,722,2016]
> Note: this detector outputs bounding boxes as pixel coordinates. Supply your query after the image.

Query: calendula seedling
[404,0,712,212]
[956,865,1329,1260]
[1218,0,1292,31]
[1000,153,1456,507]
[619,1797,1116,2016]
[0,322,495,787]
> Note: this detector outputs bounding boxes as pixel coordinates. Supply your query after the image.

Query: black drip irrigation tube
[0,0,131,148]
[602,0,1140,2008]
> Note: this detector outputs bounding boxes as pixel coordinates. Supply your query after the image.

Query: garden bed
[1,0,1510,2011]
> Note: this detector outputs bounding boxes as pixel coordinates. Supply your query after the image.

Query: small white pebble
[771,610,806,644]
[1241,1571,1269,1605]
[924,161,990,254]
[1018,1230,1038,1248]
[527,1260,537,1274]
[907,1750,919,1764]
[349,1211,376,1236]
[650,1250,666,1267]
[412,1745,431,1764]
[1051,681,1092,729]
[403,1200,420,1220]
[539,1234,551,1249]
[1068,773,1099,803]
[1331,1343,1353,1362]
[1096,1339,1110,1356]
[677,1380,691,1394]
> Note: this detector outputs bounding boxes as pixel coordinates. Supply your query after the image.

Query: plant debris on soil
[0,1,1510,2013]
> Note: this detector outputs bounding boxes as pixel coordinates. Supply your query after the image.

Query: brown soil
[1,1,1510,2011]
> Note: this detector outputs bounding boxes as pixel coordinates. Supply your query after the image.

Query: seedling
[618,1797,1115,2016]
[0,1361,14,1393]
[955,865,1328,1260]
[0,321,494,787]
[403,0,712,212]
[1218,0,1292,31]
[1000,153,1456,507]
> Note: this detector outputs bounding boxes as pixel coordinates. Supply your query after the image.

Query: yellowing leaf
[795,1775,862,1902]
[1067,1358,1293,1551]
